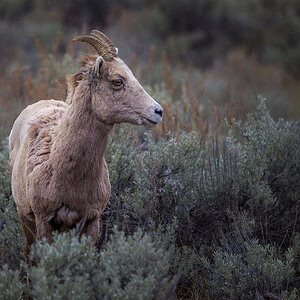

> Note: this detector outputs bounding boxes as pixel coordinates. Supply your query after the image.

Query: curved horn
[91,30,117,56]
[72,32,117,61]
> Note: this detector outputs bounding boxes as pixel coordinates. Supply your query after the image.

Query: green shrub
[103,97,299,252]
[96,228,175,300]
[99,125,139,246]
[124,131,203,224]
[116,130,244,247]
[0,264,25,300]
[27,229,175,300]
[102,97,300,298]
[200,240,297,299]
[232,96,300,204]
[28,232,98,300]
[230,96,300,246]
[0,138,24,269]
[0,96,299,299]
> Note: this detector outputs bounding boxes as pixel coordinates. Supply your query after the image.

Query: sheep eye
[112,79,123,86]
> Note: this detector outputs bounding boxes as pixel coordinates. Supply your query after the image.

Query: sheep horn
[72,32,117,61]
[91,30,117,55]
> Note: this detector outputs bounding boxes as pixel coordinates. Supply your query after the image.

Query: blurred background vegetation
[0,0,300,141]
[0,1,300,299]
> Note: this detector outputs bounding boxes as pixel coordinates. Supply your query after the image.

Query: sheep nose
[155,107,163,117]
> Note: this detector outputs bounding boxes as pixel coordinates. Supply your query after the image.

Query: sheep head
[70,30,163,126]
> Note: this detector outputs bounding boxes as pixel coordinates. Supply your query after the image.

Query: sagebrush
[0,98,299,299]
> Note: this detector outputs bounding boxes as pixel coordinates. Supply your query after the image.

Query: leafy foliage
[0,138,24,269]
[27,229,174,300]
[0,97,299,298]
[0,264,25,300]
[201,240,297,299]
[28,232,98,300]
[96,228,175,300]
[103,97,300,298]
[230,96,300,246]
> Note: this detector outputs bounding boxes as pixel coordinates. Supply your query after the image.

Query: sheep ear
[93,56,104,78]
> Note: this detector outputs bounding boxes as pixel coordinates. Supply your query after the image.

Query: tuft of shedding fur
[79,54,98,68]
[27,107,65,174]
[66,54,97,104]
[9,32,163,263]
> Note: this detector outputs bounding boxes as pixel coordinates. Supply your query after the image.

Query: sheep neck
[52,96,113,186]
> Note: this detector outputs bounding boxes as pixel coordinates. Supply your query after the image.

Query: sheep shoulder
[26,101,67,175]
[9,100,68,214]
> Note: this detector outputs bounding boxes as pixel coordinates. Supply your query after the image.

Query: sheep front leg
[36,217,53,242]
[84,217,100,243]
[17,209,37,265]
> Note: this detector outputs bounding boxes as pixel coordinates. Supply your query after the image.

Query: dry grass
[0,36,70,139]
[0,35,223,143]
[1,36,299,143]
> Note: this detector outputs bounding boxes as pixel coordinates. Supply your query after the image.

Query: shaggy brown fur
[9,50,163,262]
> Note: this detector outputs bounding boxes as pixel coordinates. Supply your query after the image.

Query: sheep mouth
[142,117,159,126]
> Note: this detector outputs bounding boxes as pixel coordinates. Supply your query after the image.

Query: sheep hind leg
[17,209,37,265]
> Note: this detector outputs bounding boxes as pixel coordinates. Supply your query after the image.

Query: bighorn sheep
[9,30,163,261]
